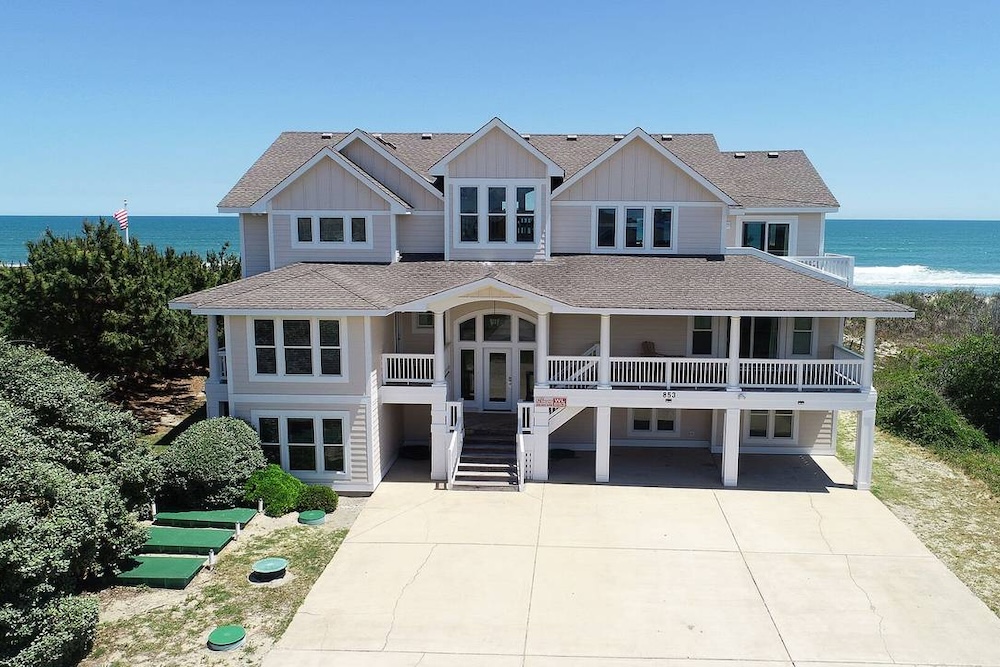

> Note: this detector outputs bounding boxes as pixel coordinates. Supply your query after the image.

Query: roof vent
[521,133,531,141]
[421,133,433,140]
[661,134,673,141]
[767,151,779,158]
[734,152,746,159]
[613,134,624,141]
[371,133,382,139]
[566,134,578,141]
[320,132,333,140]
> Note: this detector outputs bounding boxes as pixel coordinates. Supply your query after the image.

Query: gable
[270,156,391,211]
[554,139,723,202]
[447,126,550,179]
[339,135,444,211]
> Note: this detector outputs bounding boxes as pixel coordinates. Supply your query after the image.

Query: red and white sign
[534,396,567,408]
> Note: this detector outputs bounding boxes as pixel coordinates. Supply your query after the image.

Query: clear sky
[1,0,998,218]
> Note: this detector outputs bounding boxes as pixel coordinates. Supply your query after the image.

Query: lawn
[838,412,1000,616]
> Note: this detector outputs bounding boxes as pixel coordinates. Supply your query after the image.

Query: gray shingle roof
[172,255,909,316]
[218,129,838,210]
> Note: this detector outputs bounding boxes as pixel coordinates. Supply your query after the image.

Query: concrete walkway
[264,451,1000,666]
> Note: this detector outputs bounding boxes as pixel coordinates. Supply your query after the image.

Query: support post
[595,406,611,482]
[207,316,219,382]
[430,399,449,480]
[433,310,446,387]
[532,405,550,481]
[598,314,611,389]
[854,408,876,490]
[862,317,876,391]
[727,316,741,391]
[536,312,549,387]
[722,408,740,487]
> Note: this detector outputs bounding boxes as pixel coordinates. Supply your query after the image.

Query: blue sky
[1,0,998,218]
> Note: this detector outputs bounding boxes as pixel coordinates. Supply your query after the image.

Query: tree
[0,219,239,382]
[0,339,161,665]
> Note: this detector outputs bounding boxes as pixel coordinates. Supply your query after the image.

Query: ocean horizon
[1,215,998,297]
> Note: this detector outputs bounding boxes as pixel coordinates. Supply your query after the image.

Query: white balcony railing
[382,353,435,384]
[548,356,599,387]
[445,401,464,490]
[788,254,855,286]
[739,359,863,390]
[610,357,729,388]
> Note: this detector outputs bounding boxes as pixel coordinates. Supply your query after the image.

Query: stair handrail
[516,432,526,492]
[516,401,533,492]
[445,401,464,490]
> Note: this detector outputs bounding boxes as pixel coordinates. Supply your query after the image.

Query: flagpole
[123,198,129,244]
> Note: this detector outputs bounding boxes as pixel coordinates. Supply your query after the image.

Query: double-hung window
[251,318,345,379]
[593,204,676,252]
[690,316,715,356]
[254,412,349,476]
[455,183,539,245]
[628,408,678,436]
[294,214,371,247]
[742,220,794,256]
[790,317,815,356]
[747,410,796,441]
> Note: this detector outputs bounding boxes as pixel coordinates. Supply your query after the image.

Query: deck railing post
[598,314,611,389]
[537,313,549,388]
[727,316,741,391]
[433,311,446,387]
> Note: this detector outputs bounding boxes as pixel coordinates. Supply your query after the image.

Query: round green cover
[252,557,288,574]
[207,624,245,649]
[298,510,326,525]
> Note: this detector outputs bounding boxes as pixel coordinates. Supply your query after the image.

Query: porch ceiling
[170,255,913,318]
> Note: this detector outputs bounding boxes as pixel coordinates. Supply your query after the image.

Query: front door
[484,349,513,411]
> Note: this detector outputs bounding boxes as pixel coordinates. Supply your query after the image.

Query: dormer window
[453,181,540,246]
[591,204,677,253]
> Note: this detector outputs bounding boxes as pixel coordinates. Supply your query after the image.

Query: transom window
[253,412,348,476]
[294,213,372,247]
[455,183,538,245]
[743,220,794,257]
[747,410,796,441]
[628,408,678,436]
[592,204,676,253]
[251,318,345,379]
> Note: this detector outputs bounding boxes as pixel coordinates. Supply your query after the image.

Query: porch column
[532,405,550,481]
[536,312,549,387]
[430,399,449,481]
[207,315,219,383]
[854,408,876,490]
[722,407,740,487]
[727,316,741,391]
[596,405,611,482]
[433,310,446,387]
[598,314,611,389]
[861,317,876,391]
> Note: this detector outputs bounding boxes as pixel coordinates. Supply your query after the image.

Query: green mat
[154,508,257,529]
[117,556,206,589]
[144,526,235,555]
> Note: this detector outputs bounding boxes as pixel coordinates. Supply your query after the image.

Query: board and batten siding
[271,157,391,211]
[554,139,721,202]
[270,213,392,266]
[548,203,724,254]
[340,139,443,212]
[447,127,548,179]
[397,214,444,254]
[240,214,270,277]
[226,315,370,396]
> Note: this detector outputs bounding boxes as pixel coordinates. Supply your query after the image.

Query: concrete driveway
[264,450,1000,666]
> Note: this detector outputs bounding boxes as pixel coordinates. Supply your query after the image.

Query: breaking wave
[854,265,1000,288]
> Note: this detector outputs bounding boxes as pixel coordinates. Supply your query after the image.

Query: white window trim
[786,316,818,358]
[741,216,798,257]
[451,178,545,247]
[743,409,799,444]
[248,316,349,383]
[412,312,434,335]
[627,408,680,437]
[687,315,723,357]
[590,203,679,254]
[290,211,375,250]
[251,410,351,480]
[453,310,538,410]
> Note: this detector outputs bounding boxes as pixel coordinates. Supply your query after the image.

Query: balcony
[787,253,855,286]
[382,353,436,384]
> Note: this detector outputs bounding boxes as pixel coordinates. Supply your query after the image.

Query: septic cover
[207,624,245,651]
[298,510,326,525]
[252,557,288,575]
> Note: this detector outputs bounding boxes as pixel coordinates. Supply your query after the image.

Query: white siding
[241,213,270,277]
[817,318,842,357]
[397,214,444,254]
[607,316,692,357]
[341,138,444,212]
[736,409,834,454]
[270,213,393,267]
[271,157,390,211]
[796,213,824,256]
[549,314,600,356]
[447,127,547,179]
[555,140,721,202]
[676,206,724,254]
[549,205,591,254]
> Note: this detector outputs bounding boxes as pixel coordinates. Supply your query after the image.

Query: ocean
[1,216,998,297]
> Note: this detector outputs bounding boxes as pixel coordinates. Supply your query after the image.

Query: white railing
[382,353,435,384]
[516,402,533,492]
[739,359,864,390]
[445,401,464,490]
[218,347,228,384]
[518,402,534,433]
[610,357,729,388]
[789,254,855,286]
[548,356,599,387]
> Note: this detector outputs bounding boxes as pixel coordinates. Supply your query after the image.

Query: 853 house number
[662,391,676,401]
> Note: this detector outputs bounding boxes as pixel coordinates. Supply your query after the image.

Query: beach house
[171,118,912,493]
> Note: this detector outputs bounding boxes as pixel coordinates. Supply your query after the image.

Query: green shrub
[244,465,305,517]
[1,595,99,667]
[160,417,266,509]
[296,485,339,513]
[937,334,1000,440]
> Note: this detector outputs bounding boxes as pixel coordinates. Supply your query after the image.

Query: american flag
[113,208,129,230]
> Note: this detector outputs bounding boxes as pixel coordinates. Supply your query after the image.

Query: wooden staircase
[453,413,520,490]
